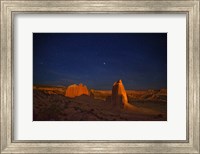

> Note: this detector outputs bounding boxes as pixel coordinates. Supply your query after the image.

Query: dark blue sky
[33,33,167,90]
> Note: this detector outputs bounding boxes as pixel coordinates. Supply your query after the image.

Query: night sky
[33,33,167,90]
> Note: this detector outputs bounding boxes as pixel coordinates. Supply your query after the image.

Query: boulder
[89,89,95,99]
[111,80,128,108]
[65,83,89,98]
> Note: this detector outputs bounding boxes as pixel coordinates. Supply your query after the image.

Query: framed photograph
[0,0,199,153]
[33,33,167,121]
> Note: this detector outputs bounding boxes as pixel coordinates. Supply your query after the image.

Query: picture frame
[0,0,199,153]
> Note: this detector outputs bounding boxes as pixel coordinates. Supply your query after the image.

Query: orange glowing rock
[111,80,129,108]
[65,83,89,98]
[112,80,156,113]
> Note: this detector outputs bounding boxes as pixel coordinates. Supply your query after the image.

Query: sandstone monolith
[111,80,128,108]
[65,83,89,98]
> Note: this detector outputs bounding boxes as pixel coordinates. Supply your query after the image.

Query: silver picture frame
[0,0,199,153]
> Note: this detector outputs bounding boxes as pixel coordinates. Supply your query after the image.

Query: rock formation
[65,83,89,98]
[89,89,95,99]
[111,80,128,108]
[111,80,163,115]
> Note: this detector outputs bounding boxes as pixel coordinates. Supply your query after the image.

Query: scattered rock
[89,89,95,98]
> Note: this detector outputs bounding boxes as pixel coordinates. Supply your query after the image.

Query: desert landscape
[33,33,167,121]
[33,80,167,121]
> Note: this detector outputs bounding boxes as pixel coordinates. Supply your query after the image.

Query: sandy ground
[33,86,167,121]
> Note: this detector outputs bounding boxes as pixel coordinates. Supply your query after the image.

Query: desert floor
[33,86,167,121]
